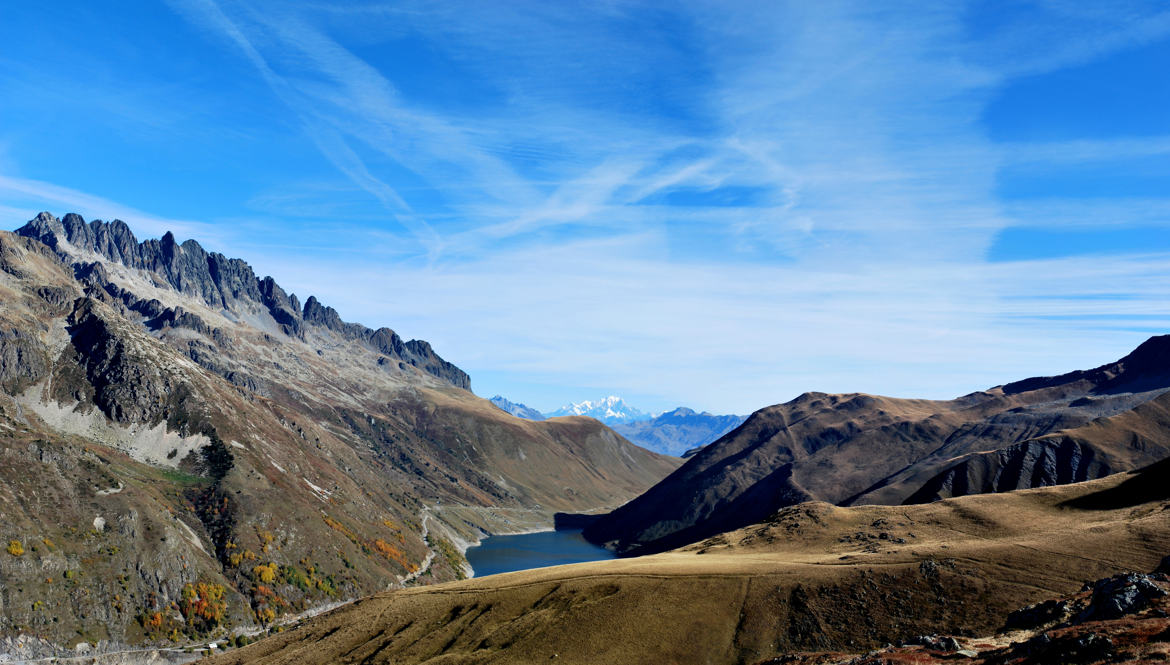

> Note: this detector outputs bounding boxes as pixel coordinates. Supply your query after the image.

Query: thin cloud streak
[169,0,443,255]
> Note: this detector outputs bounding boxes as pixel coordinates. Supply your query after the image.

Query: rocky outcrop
[16,212,469,389]
[0,327,50,392]
[61,298,207,432]
[903,438,1111,504]
[1078,573,1167,622]
[757,559,1170,665]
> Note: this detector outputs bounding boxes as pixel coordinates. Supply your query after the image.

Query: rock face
[907,387,1170,504]
[0,213,681,652]
[1077,573,1167,622]
[585,338,1170,555]
[0,327,51,392]
[610,407,746,456]
[16,212,470,390]
[903,437,1108,504]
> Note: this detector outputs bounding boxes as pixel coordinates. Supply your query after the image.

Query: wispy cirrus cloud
[4,1,1168,412]
[156,1,1170,411]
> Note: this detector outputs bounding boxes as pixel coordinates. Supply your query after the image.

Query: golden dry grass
[205,465,1170,665]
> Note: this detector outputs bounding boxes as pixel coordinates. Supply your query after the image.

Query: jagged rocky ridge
[584,336,1170,555]
[17,212,469,389]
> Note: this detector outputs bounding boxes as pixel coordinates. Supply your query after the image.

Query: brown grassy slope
[204,462,1170,665]
[584,338,1170,555]
[389,387,682,513]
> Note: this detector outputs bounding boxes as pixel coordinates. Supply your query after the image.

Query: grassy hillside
[206,460,1170,664]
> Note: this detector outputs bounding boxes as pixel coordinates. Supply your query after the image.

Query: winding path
[399,506,437,586]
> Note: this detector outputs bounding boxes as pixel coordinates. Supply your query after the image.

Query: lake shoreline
[462,526,554,578]
[463,528,617,579]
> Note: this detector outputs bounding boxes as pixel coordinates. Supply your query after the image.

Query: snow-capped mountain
[489,395,546,421]
[545,395,652,424]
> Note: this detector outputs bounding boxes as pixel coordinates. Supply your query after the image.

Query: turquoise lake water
[464,529,616,577]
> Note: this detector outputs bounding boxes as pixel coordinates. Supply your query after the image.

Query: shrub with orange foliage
[322,515,359,542]
[179,582,227,634]
[373,538,415,570]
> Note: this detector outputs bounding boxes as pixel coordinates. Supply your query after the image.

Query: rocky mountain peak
[1002,334,1170,396]
[1117,334,1170,373]
[15,212,470,390]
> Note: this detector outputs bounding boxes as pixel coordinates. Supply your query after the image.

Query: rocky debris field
[759,556,1170,665]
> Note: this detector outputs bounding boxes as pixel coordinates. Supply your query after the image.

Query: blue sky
[2,1,1169,415]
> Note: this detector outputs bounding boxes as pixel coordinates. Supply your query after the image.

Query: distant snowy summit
[545,395,651,424]
[489,395,545,421]
[490,393,747,457]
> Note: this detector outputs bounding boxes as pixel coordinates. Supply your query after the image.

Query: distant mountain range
[489,395,545,421]
[611,408,747,457]
[488,394,745,457]
[545,395,651,424]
